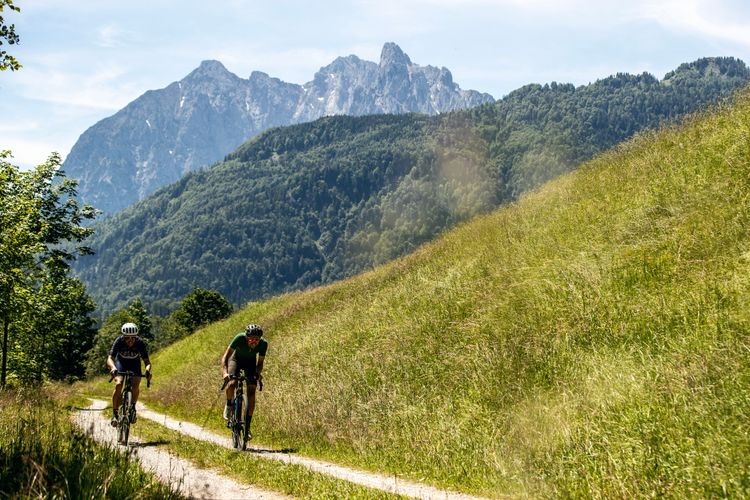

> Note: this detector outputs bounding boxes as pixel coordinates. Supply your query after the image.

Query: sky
[2,0,750,169]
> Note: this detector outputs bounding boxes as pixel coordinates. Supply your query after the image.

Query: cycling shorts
[115,358,143,378]
[227,355,258,385]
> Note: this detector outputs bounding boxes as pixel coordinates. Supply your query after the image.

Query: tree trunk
[1,316,8,387]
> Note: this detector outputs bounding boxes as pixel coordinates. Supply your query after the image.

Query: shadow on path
[249,447,298,454]
[70,406,108,412]
[130,440,170,448]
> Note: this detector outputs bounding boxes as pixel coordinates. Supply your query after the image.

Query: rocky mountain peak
[249,70,271,81]
[380,42,412,68]
[438,67,454,87]
[184,60,234,82]
[312,55,369,81]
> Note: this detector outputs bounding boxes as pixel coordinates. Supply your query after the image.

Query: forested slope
[75,57,750,315]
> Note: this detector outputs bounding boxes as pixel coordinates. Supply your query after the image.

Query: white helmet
[121,322,139,336]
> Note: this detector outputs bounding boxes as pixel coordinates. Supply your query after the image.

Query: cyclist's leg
[121,360,142,406]
[112,376,124,409]
[244,358,258,428]
[111,375,123,426]
[247,383,257,419]
[224,357,240,420]
[112,359,125,421]
[226,356,241,399]
[131,376,142,404]
[129,375,142,423]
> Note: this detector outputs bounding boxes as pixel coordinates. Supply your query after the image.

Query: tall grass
[90,88,750,497]
[0,388,183,499]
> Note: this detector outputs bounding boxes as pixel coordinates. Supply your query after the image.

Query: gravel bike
[221,374,251,450]
[109,370,149,446]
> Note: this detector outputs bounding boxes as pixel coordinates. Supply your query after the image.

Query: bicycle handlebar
[108,369,152,387]
[220,374,263,392]
[220,374,245,391]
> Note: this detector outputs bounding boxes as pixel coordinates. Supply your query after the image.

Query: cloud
[638,0,750,48]
[359,0,612,19]
[95,24,135,48]
[13,59,146,111]
[357,0,750,38]
[1,137,70,170]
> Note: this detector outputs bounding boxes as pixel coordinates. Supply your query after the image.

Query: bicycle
[221,374,252,450]
[109,370,150,446]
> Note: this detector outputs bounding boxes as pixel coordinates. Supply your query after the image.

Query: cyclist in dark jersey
[221,323,268,438]
[106,322,152,427]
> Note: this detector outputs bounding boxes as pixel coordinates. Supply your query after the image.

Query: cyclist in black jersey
[106,322,152,427]
[221,323,268,438]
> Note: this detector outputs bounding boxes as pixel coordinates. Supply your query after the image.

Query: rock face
[64,43,495,215]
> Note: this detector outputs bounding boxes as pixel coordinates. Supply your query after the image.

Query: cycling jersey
[110,335,150,369]
[229,333,268,360]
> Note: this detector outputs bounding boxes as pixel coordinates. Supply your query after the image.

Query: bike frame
[221,374,249,450]
[109,369,149,446]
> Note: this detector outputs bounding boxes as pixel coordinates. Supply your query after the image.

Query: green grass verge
[0,388,183,499]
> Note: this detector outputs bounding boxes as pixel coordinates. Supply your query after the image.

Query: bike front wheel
[118,391,132,445]
[231,396,244,449]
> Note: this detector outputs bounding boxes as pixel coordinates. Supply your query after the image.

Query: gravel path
[133,400,488,500]
[73,399,290,499]
[78,399,489,500]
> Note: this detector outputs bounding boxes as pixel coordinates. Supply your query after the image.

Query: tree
[84,308,130,378]
[15,263,97,382]
[0,0,21,71]
[0,152,97,386]
[127,298,153,341]
[171,287,233,333]
[142,288,232,353]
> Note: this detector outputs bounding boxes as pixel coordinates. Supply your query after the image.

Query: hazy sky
[2,0,750,168]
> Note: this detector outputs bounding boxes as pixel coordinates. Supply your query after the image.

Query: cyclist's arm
[221,347,234,379]
[256,355,265,379]
[139,340,152,377]
[107,338,121,374]
[106,355,117,374]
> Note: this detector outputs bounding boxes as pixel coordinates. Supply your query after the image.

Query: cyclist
[106,322,152,427]
[221,323,268,438]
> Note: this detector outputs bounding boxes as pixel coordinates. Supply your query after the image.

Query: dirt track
[73,399,289,499]
[75,399,489,500]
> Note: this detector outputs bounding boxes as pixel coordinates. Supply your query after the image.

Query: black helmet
[245,324,263,337]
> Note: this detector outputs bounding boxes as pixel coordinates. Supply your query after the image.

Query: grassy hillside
[106,86,750,497]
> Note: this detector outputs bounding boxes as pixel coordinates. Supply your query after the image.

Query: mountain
[141,84,750,497]
[73,57,750,317]
[63,43,494,215]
